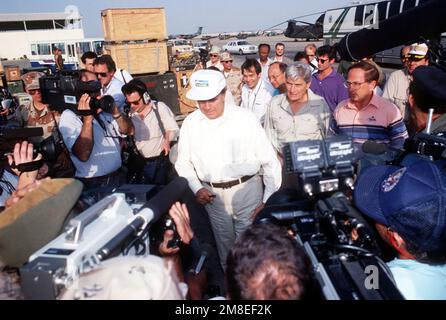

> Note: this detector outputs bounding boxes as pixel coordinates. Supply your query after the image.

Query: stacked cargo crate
[101,8,169,75]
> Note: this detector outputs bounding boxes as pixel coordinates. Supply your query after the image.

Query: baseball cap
[408,43,428,59]
[60,256,185,300]
[21,71,45,91]
[220,51,233,62]
[354,158,446,253]
[186,69,226,101]
[411,66,446,108]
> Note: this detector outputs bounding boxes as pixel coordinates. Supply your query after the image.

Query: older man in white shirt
[175,69,282,270]
[240,58,275,125]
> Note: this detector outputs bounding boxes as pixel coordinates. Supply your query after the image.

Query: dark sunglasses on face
[95,72,108,77]
[28,89,41,95]
[211,54,219,58]
[317,57,329,63]
[222,60,233,63]
[127,97,142,106]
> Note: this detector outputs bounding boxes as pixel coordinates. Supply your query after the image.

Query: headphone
[122,79,151,105]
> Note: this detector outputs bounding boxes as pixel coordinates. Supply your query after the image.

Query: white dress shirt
[257,58,273,82]
[175,104,282,203]
[241,79,274,124]
[101,76,126,111]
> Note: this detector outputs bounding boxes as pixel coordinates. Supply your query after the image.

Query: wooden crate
[101,8,167,42]
[5,66,21,82]
[172,68,198,114]
[103,41,169,75]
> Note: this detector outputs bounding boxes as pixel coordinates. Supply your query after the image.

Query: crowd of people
[1,38,446,301]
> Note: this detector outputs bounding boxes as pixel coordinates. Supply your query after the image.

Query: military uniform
[224,68,243,106]
[14,102,59,144]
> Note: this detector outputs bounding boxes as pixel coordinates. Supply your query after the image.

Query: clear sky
[0,0,351,37]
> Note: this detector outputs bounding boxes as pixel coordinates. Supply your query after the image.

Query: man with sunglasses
[221,52,242,106]
[383,43,428,129]
[205,46,224,71]
[93,55,126,112]
[13,72,59,144]
[122,79,179,185]
[310,45,348,113]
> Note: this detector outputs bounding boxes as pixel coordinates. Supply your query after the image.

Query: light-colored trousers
[204,175,263,270]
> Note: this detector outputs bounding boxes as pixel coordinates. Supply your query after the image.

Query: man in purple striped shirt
[332,61,408,149]
[310,45,348,113]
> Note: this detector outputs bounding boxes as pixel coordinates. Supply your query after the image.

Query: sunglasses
[95,72,108,77]
[222,60,233,63]
[127,97,142,106]
[317,58,329,63]
[28,89,41,95]
[211,54,219,58]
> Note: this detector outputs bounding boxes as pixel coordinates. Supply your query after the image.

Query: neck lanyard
[247,79,263,111]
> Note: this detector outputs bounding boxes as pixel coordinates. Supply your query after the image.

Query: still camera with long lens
[39,70,115,115]
[258,136,404,300]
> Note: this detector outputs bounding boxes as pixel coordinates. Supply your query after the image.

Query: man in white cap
[206,46,224,71]
[383,43,429,130]
[175,69,281,270]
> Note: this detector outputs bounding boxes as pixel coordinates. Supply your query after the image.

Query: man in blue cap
[408,66,446,134]
[354,157,446,299]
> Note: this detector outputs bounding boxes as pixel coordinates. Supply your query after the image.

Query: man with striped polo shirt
[332,61,408,149]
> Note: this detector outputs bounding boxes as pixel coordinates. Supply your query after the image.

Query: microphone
[336,0,446,61]
[139,176,189,222]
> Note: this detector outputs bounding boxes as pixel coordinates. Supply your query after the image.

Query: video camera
[258,136,404,300]
[39,70,115,115]
[20,178,189,300]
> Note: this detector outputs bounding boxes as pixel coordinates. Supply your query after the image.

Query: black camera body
[39,71,115,115]
[258,136,404,300]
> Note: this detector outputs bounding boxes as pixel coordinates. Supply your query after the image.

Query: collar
[314,68,337,81]
[344,94,380,111]
[30,102,50,117]
[280,89,324,113]
[247,78,263,94]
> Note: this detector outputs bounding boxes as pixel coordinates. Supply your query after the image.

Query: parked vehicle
[222,40,258,55]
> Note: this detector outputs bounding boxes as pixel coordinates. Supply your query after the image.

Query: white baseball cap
[186,69,226,101]
[408,43,428,58]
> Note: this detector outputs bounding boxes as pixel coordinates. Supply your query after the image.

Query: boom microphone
[336,0,446,61]
[0,127,44,139]
[141,176,189,222]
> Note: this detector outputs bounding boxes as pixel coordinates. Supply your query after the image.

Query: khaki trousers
[204,175,263,270]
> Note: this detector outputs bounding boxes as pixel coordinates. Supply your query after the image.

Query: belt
[145,154,164,162]
[203,175,255,189]
[78,170,120,184]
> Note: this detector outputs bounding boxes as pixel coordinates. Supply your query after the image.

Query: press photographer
[56,69,133,204]
[121,79,179,185]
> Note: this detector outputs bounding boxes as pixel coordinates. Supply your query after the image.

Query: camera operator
[121,79,179,185]
[93,55,126,112]
[58,70,133,203]
[354,157,446,300]
[408,66,446,134]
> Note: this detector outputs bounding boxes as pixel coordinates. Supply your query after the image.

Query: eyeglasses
[210,54,219,58]
[344,81,367,89]
[95,72,108,77]
[317,57,329,64]
[28,89,41,95]
[222,60,233,63]
[127,97,142,106]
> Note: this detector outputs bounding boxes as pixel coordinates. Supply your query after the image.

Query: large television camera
[20,177,190,300]
[39,70,115,115]
[258,136,404,300]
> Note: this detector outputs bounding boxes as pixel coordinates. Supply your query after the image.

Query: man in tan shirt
[264,62,332,188]
[122,79,179,185]
[220,51,242,106]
